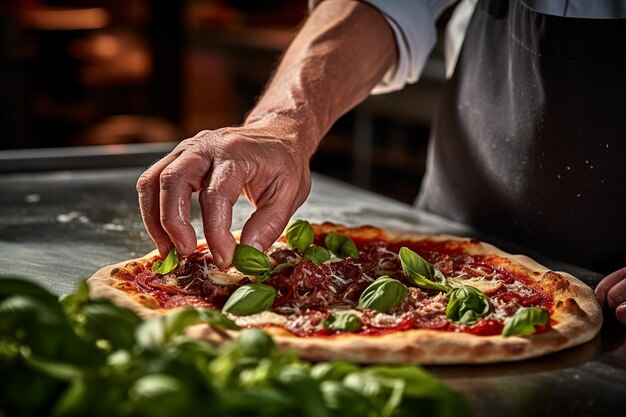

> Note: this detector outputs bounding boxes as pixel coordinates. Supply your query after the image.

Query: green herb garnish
[324,232,360,259]
[285,219,314,252]
[445,285,490,324]
[323,312,363,332]
[222,283,276,316]
[399,247,450,292]
[303,245,331,265]
[151,248,179,275]
[502,306,550,337]
[357,276,408,313]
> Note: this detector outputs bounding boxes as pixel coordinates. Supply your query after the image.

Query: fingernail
[251,240,264,252]
[213,253,224,267]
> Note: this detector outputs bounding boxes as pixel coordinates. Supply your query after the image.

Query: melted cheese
[199,257,247,285]
[232,311,288,327]
[448,276,504,294]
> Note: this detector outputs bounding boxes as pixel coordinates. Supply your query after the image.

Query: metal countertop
[1,167,624,417]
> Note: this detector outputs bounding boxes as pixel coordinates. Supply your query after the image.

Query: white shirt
[309,0,626,94]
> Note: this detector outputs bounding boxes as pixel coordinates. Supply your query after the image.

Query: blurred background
[0,0,450,204]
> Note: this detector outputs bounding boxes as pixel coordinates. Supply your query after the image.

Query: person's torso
[418,0,626,272]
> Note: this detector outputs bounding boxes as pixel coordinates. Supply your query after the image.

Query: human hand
[594,266,626,325]
[136,121,312,268]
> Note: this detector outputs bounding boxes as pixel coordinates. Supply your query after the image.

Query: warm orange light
[20,7,110,31]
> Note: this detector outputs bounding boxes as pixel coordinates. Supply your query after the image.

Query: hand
[595,266,626,325]
[136,121,312,268]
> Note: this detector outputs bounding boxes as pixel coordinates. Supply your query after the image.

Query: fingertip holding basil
[445,285,490,325]
[323,312,363,332]
[502,306,550,337]
[358,276,408,313]
[324,232,360,259]
[286,219,314,252]
[304,245,331,265]
[399,247,450,292]
[222,283,276,316]
[152,249,179,275]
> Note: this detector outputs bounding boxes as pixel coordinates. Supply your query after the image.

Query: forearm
[245,0,397,157]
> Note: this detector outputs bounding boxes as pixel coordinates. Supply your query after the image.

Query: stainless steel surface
[1,167,624,416]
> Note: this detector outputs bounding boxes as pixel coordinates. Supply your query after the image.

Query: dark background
[0,0,450,203]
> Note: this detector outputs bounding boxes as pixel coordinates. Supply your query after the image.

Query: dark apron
[416,0,626,273]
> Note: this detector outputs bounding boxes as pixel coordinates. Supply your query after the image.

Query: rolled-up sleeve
[309,0,456,94]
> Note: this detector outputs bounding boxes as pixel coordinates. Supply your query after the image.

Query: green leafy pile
[0,277,471,417]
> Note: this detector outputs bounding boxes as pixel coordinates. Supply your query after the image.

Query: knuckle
[136,172,153,192]
[607,289,625,309]
[159,167,182,189]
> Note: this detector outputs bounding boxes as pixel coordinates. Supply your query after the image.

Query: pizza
[87,221,602,364]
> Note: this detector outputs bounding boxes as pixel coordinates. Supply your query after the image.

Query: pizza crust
[87,223,603,364]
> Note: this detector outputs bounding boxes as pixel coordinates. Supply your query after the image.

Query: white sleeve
[309,0,457,94]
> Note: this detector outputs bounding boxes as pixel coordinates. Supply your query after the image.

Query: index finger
[136,150,183,256]
[595,266,626,307]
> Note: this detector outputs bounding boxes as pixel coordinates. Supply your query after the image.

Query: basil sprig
[399,247,450,292]
[222,283,277,316]
[323,312,363,332]
[445,285,490,325]
[303,245,331,265]
[0,277,472,417]
[502,307,550,337]
[152,249,179,275]
[324,232,360,259]
[286,219,314,252]
[357,276,408,313]
[232,244,292,282]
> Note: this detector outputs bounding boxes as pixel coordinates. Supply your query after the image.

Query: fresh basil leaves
[323,312,363,332]
[399,247,450,292]
[151,249,179,275]
[324,232,360,259]
[222,283,277,316]
[502,306,550,337]
[286,219,314,252]
[232,244,272,276]
[0,277,472,417]
[232,244,293,282]
[303,245,331,265]
[445,285,490,324]
[358,276,408,313]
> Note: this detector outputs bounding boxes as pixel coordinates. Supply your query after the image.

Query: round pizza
[87,221,602,364]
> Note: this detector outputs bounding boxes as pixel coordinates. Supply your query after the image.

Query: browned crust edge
[87,223,603,364]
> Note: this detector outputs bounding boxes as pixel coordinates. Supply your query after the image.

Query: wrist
[244,111,323,159]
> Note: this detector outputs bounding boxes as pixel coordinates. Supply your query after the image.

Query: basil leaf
[222,283,276,316]
[445,285,490,325]
[286,219,314,252]
[232,244,272,275]
[320,380,372,417]
[303,245,331,265]
[129,374,193,417]
[399,247,450,292]
[197,308,241,330]
[324,232,360,259]
[152,249,179,275]
[136,307,239,348]
[502,306,550,337]
[310,361,361,381]
[357,276,408,313]
[236,329,277,358]
[323,312,362,332]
